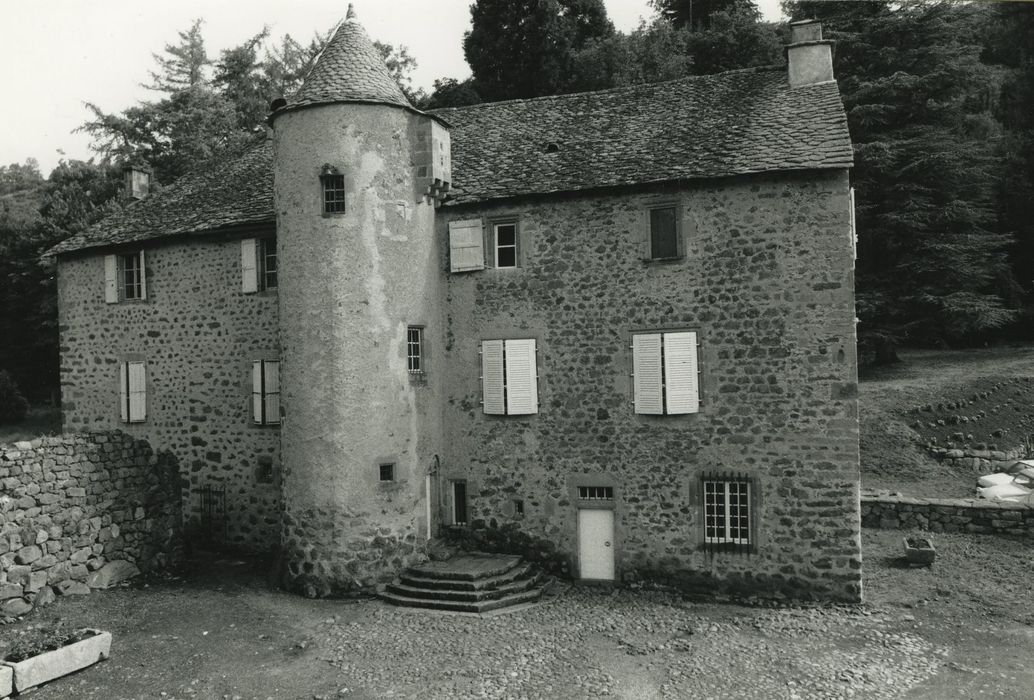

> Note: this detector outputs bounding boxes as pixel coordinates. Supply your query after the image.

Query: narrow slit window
[407,326,423,373]
[321,165,346,214]
[261,239,278,290]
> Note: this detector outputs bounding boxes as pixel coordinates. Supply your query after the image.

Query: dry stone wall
[57,232,280,551]
[862,491,1034,537]
[440,170,862,602]
[0,432,181,617]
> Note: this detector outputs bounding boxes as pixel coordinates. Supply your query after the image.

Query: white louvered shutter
[264,361,280,425]
[504,339,538,415]
[632,333,663,415]
[663,331,699,414]
[481,340,505,415]
[119,362,129,421]
[127,361,147,422]
[104,255,118,303]
[241,239,258,293]
[138,250,147,300]
[252,361,263,423]
[449,219,485,273]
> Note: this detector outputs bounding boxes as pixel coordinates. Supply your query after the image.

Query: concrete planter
[2,629,110,695]
[903,537,936,566]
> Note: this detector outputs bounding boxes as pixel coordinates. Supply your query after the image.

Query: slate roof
[430,65,853,205]
[50,65,853,256]
[274,4,411,114]
[48,141,275,256]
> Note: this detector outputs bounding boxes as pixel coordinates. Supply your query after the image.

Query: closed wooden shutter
[127,361,146,422]
[632,333,663,415]
[252,361,263,423]
[449,219,485,273]
[504,339,538,415]
[104,255,118,303]
[138,250,147,300]
[663,331,699,414]
[637,209,652,261]
[119,362,129,421]
[481,340,505,415]
[263,360,280,425]
[241,239,258,293]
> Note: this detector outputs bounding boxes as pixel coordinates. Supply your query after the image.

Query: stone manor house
[48,9,862,601]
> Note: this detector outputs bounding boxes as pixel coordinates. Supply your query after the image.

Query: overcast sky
[0,0,784,175]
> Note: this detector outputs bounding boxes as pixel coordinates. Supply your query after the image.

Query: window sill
[643,256,684,264]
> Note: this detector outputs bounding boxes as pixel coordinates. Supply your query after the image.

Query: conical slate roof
[282,4,411,111]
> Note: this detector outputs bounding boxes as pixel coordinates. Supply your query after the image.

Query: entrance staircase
[379,553,546,613]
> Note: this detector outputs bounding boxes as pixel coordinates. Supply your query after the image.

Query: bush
[0,370,29,424]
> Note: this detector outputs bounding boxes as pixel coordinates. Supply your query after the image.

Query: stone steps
[380,553,546,613]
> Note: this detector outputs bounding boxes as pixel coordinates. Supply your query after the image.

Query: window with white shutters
[119,361,147,423]
[632,331,699,415]
[480,339,538,415]
[252,360,280,425]
[242,238,277,293]
[449,219,485,272]
[105,251,146,302]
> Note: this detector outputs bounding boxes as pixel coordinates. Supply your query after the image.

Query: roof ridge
[430,64,786,114]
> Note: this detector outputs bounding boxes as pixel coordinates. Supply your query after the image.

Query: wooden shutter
[241,239,258,293]
[663,331,699,414]
[449,219,485,273]
[252,361,263,423]
[632,333,663,415]
[119,362,129,421]
[504,339,538,415]
[104,255,118,303]
[127,361,146,422]
[137,250,147,300]
[480,340,505,415]
[637,209,652,261]
[263,361,280,425]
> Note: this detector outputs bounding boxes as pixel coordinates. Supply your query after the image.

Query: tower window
[379,463,395,482]
[321,165,346,215]
[407,326,424,373]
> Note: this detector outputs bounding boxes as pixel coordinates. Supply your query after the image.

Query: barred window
[407,326,423,373]
[321,165,346,214]
[702,476,752,549]
[578,486,614,501]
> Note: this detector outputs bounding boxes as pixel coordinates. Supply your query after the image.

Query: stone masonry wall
[440,169,862,602]
[0,432,181,617]
[862,492,1034,537]
[57,232,280,552]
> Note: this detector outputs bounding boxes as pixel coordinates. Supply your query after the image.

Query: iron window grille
[578,486,614,501]
[407,326,423,373]
[701,472,753,554]
[379,463,395,482]
[320,164,346,214]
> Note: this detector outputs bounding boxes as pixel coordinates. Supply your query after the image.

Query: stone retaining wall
[928,446,1025,473]
[0,432,181,617]
[861,492,1034,537]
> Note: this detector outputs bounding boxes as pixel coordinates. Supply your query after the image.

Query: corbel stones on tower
[413,119,452,206]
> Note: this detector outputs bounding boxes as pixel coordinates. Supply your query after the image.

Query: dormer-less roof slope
[276,4,411,114]
[430,65,852,205]
[47,141,274,256]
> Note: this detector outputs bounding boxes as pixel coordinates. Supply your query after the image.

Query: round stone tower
[270,5,450,596]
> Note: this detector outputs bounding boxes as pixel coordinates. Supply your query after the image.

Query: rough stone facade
[862,491,1034,537]
[57,234,280,551]
[439,170,862,602]
[0,432,181,616]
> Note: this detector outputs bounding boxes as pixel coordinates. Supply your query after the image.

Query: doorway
[577,508,615,580]
[452,481,468,526]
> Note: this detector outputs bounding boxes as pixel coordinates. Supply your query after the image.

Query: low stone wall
[0,432,181,617]
[928,446,1025,473]
[861,492,1034,537]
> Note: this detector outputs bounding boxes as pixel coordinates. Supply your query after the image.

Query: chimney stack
[123,164,151,200]
[786,20,834,88]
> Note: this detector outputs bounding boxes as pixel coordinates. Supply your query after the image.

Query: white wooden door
[578,509,615,580]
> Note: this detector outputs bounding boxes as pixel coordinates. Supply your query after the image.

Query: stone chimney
[786,19,834,87]
[123,164,151,200]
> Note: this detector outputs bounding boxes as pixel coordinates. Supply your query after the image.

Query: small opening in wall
[256,456,274,484]
[514,499,524,516]
[578,486,614,501]
[379,463,395,482]
[543,142,560,154]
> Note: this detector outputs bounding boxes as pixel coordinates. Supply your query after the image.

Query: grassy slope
[859,345,1034,496]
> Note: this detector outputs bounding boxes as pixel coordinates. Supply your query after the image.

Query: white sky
[0,0,784,175]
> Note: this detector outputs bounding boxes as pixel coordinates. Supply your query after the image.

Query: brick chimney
[786,20,834,87]
[123,164,150,200]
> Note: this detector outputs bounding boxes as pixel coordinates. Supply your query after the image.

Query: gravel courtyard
[3,528,1032,699]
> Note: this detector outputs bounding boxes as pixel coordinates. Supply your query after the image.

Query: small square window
[513,499,524,516]
[257,456,275,484]
[260,239,277,290]
[321,165,346,215]
[494,222,518,268]
[120,252,144,300]
[649,206,679,260]
[407,326,423,373]
[379,463,395,482]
